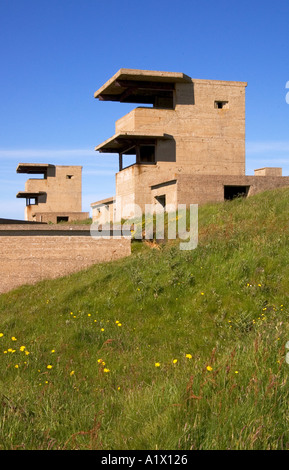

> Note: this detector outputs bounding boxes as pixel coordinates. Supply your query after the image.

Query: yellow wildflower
[155,362,161,367]
[206,366,213,371]
[185,354,192,359]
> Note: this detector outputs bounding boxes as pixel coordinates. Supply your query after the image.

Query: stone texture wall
[112,78,247,219]
[0,225,131,294]
[177,174,289,206]
[33,211,89,224]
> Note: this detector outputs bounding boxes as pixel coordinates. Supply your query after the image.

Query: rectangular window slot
[215,101,229,109]
[26,198,37,206]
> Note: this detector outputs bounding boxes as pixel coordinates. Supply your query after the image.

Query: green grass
[1,187,289,449]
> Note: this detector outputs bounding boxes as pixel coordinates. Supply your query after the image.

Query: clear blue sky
[1,0,289,219]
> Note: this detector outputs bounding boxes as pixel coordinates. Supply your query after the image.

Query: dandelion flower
[15,364,19,368]
[172,359,178,364]
[0,333,3,338]
[155,362,161,367]
[206,366,213,371]
[185,354,192,359]
[103,368,110,373]
[70,370,75,376]
[117,323,122,327]
[101,328,104,332]
[11,337,17,341]
[235,371,239,374]
[46,365,53,369]
[51,349,55,353]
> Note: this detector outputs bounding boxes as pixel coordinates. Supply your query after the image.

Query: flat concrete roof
[94,68,191,103]
[95,132,173,153]
[94,69,190,96]
[16,163,53,174]
[94,69,247,103]
[16,191,46,199]
[91,196,115,207]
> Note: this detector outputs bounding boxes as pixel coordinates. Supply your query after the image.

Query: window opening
[215,101,229,109]
[155,195,166,209]
[26,197,37,206]
[139,145,155,163]
[57,216,69,223]
[224,185,249,200]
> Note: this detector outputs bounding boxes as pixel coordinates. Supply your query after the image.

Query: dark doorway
[224,185,250,200]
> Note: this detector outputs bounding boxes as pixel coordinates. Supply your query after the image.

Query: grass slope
[1,187,289,450]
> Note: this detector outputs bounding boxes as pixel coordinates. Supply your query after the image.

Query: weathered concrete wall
[0,225,131,294]
[112,78,247,219]
[177,174,289,206]
[33,211,89,224]
[91,197,115,224]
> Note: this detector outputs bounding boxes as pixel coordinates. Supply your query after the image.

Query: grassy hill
[1,187,289,450]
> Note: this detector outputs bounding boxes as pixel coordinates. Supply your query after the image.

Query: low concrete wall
[177,174,289,205]
[0,224,131,294]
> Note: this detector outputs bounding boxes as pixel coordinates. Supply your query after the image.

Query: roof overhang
[95,132,173,154]
[16,163,52,174]
[16,191,46,199]
[94,68,191,104]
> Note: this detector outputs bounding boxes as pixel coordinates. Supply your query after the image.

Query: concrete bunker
[16,163,89,223]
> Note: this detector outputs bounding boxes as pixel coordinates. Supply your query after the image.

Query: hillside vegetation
[1,187,289,450]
